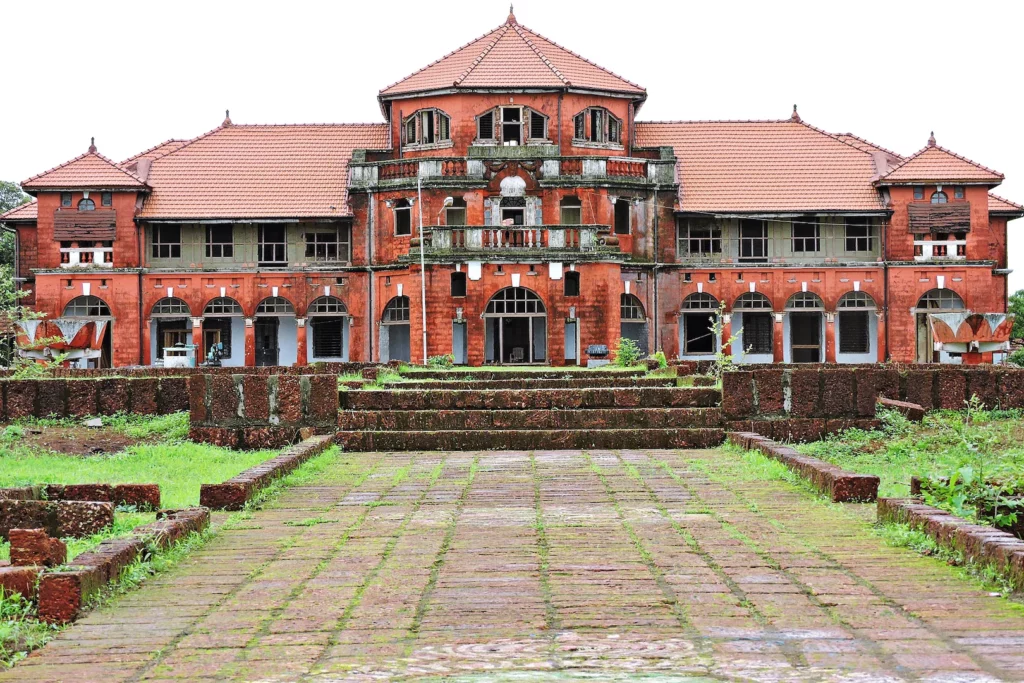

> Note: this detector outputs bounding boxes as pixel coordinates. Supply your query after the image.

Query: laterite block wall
[0,377,189,420]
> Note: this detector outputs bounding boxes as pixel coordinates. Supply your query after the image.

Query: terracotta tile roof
[834,133,904,162]
[22,146,147,191]
[635,120,885,213]
[119,139,190,168]
[989,193,1024,214]
[879,142,1003,184]
[0,200,37,222]
[380,13,644,97]
[139,123,390,219]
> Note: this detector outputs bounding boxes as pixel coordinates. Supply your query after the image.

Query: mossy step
[335,428,725,452]
[382,377,677,390]
[339,407,722,431]
[342,387,721,411]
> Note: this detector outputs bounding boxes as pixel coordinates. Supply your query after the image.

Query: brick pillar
[244,318,255,367]
[296,318,308,366]
[772,313,784,363]
[142,319,152,367]
[720,314,732,357]
[875,312,886,362]
[825,312,836,363]
[191,317,204,365]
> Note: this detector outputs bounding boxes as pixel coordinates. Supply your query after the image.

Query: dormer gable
[876,135,1003,186]
[21,140,148,193]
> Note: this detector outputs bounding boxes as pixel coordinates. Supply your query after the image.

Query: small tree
[1009,289,1024,341]
[613,337,643,367]
[709,302,741,381]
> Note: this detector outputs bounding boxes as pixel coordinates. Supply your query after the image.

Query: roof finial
[223,109,232,126]
[507,4,516,23]
[790,104,801,122]
[927,130,936,147]
[88,136,97,153]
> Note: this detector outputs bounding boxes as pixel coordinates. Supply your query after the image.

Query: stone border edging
[199,434,335,511]
[37,507,210,624]
[877,498,1024,591]
[727,431,879,503]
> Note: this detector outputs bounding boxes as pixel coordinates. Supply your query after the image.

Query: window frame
[304,226,351,263]
[450,271,467,297]
[677,219,722,257]
[61,192,72,208]
[563,271,581,297]
[78,198,95,211]
[931,191,949,204]
[403,108,452,147]
[152,224,182,260]
[393,200,412,237]
[845,217,876,252]
[838,310,870,354]
[739,219,768,262]
[572,107,622,146]
[205,224,234,259]
[914,186,925,200]
[614,200,631,236]
[257,224,288,266]
[101,192,112,207]
[742,311,774,355]
[791,218,821,253]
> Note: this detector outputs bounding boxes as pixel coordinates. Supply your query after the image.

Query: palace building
[2,10,1021,368]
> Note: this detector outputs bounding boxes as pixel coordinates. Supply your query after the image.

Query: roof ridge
[453,23,512,87]
[834,132,905,161]
[793,119,883,159]
[119,139,189,167]
[637,119,797,125]
[989,192,1023,210]
[379,23,507,95]
[881,142,1004,180]
[22,148,146,187]
[509,22,570,86]
[516,21,644,92]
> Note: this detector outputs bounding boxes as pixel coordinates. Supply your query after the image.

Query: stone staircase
[336,371,724,451]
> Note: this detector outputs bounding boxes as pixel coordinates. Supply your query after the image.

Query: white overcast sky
[3,0,1022,290]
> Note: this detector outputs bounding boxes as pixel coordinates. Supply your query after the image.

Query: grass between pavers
[0,443,348,668]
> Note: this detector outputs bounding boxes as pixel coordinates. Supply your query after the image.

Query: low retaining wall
[0,484,160,511]
[200,434,335,510]
[336,428,725,452]
[0,377,189,420]
[37,507,210,623]
[877,498,1024,591]
[0,500,113,540]
[0,362,390,379]
[188,374,339,449]
[728,431,879,502]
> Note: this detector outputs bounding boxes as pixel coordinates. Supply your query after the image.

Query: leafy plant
[1009,348,1024,368]
[650,350,668,369]
[612,337,642,367]
[709,302,741,381]
[426,354,454,369]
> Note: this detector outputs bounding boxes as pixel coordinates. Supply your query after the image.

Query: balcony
[414,224,620,259]
[914,239,967,261]
[60,245,113,268]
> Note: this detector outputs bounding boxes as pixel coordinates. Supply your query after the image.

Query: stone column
[720,313,732,358]
[772,313,785,363]
[191,317,204,363]
[296,318,308,366]
[825,312,836,363]
[244,318,256,366]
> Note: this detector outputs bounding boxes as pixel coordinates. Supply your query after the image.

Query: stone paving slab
[4,448,1024,681]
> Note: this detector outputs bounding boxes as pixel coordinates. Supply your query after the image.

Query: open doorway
[680,293,718,356]
[785,292,824,363]
[915,288,965,363]
[380,296,411,363]
[484,287,546,364]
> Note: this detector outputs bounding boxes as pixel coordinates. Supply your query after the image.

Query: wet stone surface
[6,448,1024,682]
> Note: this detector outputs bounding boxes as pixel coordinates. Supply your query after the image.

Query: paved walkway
[6,449,1024,682]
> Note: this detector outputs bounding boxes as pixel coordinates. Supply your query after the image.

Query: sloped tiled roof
[880,142,1004,184]
[380,13,644,97]
[120,139,190,168]
[139,123,390,219]
[0,200,37,222]
[635,120,885,212]
[989,193,1024,214]
[22,147,148,191]
[835,133,904,162]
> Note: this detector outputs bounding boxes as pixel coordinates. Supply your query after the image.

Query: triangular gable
[879,144,1003,185]
[22,149,148,191]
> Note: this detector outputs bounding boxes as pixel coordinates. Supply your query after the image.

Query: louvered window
[574,113,585,140]
[743,312,773,354]
[478,111,495,140]
[839,311,869,353]
[530,111,547,139]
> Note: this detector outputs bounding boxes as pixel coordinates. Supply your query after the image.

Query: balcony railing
[60,246,113,267]
[427,224,609,253]
[914,239,967,261]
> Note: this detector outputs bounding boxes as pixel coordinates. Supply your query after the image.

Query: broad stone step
[342,387,721,411]
[339,407,722,431]
[383,377,679,390]
[335,428,725,452]
[399,368,647,381]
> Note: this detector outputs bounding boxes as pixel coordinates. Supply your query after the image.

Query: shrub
[650,351,668,369]
[427,354,454,369]
[1008,349,1024,367]
[613,338,643,367]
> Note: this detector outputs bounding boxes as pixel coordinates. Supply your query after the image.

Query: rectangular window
[954,185,965,199]
[573,113,585,140]
[845,218,875,252]
[560,205,582,225]
[438,113,450,141]
[743,312,773,355]
[839,310,869,353]
[451,271,467,297]
[501,107,522,145]
[421,110,435,144]
[564,271,580,296]
[791,219,820,253]
[152,224,182,259]
[205,225,234,258]
[477,111,494,140]
[608,117,620,143]
[678,220,722,256]
[614,200,630,235]
[405,117,417,145]
[914,186,925,200]
[61,192,72,207]
[258,224,287,266]
[589,109,603,142]
[101,192,112,207]
[304,227,351,262]
[739,219,768,262]
[311,318,343,358]
[446,206,466,226]
[394,205,411,236]
[530,111,546,139]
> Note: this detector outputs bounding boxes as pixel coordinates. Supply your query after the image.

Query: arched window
[485,287,545,315]
[307,296,348,316]
[204,297,243,316]
[572,107,621,145]
[620,294,646,321]
[382,296,411,323]
[151,297,191,317]
[255,297,295,315]
[931,191,948,204]
[404,108,451,146]
[63,295,110,317]
[917,288,964,310]
[785,292,825,310]
[682,292,719,310]
[78,198,95,211]
[394,199,411,237]
[837,292,876,310]
[733,292,773,310]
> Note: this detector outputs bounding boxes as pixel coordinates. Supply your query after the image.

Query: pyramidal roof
[22,140,148,191]
[879,135,1003,185]
[380,11,645,97]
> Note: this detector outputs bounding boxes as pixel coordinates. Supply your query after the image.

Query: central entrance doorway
[484,287,547,364]
[254,296,297,367]
[915,288,965,363]
[785,292,824,363]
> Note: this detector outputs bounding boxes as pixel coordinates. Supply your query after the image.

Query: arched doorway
[836,292,877,363]
[307,296,349,362]
[255,297,297,366]
[915,288,965,363]
[203,297,243,367]
[680,293,718,357]
[732,292,773,363]
[380,296,411,363]
[62,295,112,368]
[785,292,825,363]
[484,287,546,364]
[620,294,648,355]
[150,297,192,365]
